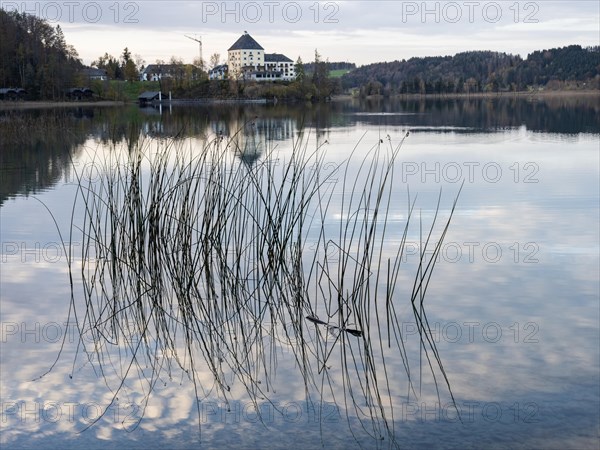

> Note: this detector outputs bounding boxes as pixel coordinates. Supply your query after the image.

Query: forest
[342,46,600,96]
[0,9,82,99]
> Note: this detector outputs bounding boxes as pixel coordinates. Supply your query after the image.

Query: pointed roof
[228,32,264,51]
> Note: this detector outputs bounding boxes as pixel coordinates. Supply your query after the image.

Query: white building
[227,32,264,80]
[264,53,295,81]
[81,67,108,81]
[140,64,175,82]
[226,32,295,82]
[209,64,228,80]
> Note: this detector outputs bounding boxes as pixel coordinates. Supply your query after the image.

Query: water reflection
[0,97,598,448]
[2,96,598,208]
[45,131,462,446]
[0,110,88,207]
[2,97,597,207]
[343,96,600,134]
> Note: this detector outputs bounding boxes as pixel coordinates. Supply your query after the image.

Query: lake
[1,95,599,449]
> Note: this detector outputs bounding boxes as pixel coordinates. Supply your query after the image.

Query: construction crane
[184,34,202,64]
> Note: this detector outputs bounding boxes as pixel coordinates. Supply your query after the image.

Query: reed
[50,125,461,445]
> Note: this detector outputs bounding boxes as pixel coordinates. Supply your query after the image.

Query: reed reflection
[42,128,461,446]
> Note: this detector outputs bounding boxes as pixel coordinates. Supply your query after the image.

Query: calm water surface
[1,97,599,449]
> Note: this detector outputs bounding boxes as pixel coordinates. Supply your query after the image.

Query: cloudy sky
[2,1,599,66]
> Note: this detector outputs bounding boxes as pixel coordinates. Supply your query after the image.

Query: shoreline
[0,100,128,110]
[335,89,600,101]
[146,98,269,106]
[1,89,598,110]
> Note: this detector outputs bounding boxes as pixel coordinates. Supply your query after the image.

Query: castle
[209,32,296,82]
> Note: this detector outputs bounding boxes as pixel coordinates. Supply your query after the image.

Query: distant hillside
[342,45,600,95]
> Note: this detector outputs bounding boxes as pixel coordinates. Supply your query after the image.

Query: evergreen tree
[312,49,330,99]
[294,56,305,83]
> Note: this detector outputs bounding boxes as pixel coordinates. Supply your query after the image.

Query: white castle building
[209,32,295,82]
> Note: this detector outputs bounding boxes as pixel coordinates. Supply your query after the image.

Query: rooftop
[138,91,161,100]
[142,64,179,74]
[81,67,107,76]
[265,53,293,63]
[228,32,264,51]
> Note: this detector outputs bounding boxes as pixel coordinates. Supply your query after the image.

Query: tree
[134,54,145,72]
[0,10,81,99]
[169,55,185,86]
[119,47,138,81]
[193,57,206,71]
[123,59,138,82]
[54,25,66,52]
[121,47,132,64]
[209,53,220,69]
[294,56,305,83]
[92,52,121,79]
[312,49,330,99]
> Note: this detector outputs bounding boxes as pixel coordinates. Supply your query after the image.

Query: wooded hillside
[342,46,600,95]
[0,9,82,99]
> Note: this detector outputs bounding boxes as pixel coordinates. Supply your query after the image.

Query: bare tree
[210,53,220,69]
[169,56,185,86]
[193,56,206,71]
[134,54,145,71]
